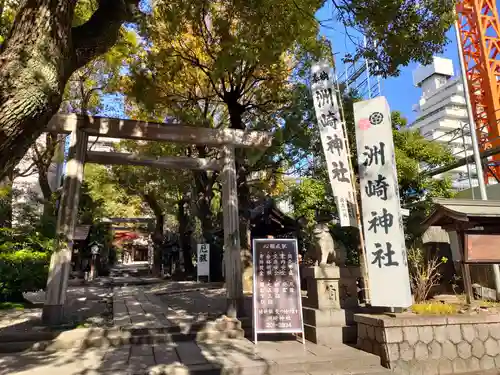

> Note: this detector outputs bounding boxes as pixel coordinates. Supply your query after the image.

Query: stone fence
[355,313,500,375]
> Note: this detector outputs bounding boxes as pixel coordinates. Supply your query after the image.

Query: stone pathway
[0,264,396,374]
[0,338,393,375]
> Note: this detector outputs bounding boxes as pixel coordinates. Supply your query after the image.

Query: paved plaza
[0,264,401,374]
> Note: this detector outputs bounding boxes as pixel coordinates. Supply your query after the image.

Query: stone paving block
[175,341,208,365]
[384,343,399,363]
[480,355,496,370]
[442,340,458,360]
[472,338,485,358]
[384,327,402,344]
[476,324,490,341]
[485,337,499,356]
[128,358,156,374]
[438,358,453,375]
[462,324,476,343]
[414,342,428,361]
[468,356,481,372]
[114,315,132,326]
[457,341,472,359]
[434,326,447,344]
[154,346,180,365]
[131,344,154,357]
[399,342,414,361]
[417,326,433,344]
[403,327,418,345]
[490,323,500,340]
[452,357,468,373]
[447,325,462,344]
[428,340,442,360]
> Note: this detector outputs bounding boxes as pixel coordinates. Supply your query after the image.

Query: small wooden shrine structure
[423,198,500,303]
[249,197,300,239]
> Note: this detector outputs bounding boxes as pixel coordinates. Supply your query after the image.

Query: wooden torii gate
[42,114,272,325]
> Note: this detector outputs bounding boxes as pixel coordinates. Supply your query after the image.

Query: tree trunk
[177,195,194,275]
[143,193,164,276]
[0,0,139,180]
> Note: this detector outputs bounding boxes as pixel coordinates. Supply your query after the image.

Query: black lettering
[327,134,343,156]
[315,88,335,108]
[367,208,394,234]
[319,110,340,129]
[371,242,399,268]
[362,142,386,167]
[331,161,350,183]
[365,174,389,201]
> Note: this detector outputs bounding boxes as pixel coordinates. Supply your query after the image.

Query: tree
[109,139,193,275]
[0,0,140,180]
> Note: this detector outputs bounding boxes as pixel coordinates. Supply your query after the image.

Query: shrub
[407,246,448,303]
[411,302,458,315]
[0,250,50,301]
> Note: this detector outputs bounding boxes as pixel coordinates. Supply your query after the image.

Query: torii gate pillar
[42,128,88,325]
[221,145,244,317]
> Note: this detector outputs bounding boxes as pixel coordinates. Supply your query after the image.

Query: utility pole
[455,20,500,297]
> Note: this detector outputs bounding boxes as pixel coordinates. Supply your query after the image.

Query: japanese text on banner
[310,60,357,227]
[354,96,412,308]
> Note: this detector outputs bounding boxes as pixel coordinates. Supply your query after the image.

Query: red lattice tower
[456,0,500,181]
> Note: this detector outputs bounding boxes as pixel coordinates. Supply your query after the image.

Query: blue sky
[316,3,461,123]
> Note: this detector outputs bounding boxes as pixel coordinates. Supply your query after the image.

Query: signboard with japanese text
[197,244,210,280]
[354,96,412,308]
[465,232,500,263]
[252,238,304,341]
[310,60,357,227]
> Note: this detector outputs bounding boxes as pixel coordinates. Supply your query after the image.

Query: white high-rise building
[411,56,480,191]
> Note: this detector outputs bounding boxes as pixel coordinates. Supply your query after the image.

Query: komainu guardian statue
[311,222,347,266]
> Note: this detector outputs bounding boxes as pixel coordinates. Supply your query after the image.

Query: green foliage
[338,0,455,76]
[0,0,19,45]
[0,250,50,301]
[290,178,334,225]
[0,226,55,254]
[83,164,144,218]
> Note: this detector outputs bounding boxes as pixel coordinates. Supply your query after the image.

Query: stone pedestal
[302,265,360,346]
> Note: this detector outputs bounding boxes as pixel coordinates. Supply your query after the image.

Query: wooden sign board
[465,233,500,264]
[252,238,304,344]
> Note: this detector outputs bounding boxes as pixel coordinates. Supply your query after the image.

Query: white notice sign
[311,60,357,227]
[197,244,210,280]
[354,96,412,308]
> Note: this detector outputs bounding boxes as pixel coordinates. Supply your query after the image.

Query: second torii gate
[42,114,272,325]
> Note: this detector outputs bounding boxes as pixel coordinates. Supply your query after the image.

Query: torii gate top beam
[46,114,273,149]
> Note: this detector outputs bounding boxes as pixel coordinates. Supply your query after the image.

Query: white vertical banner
[354,96,412,308]
[197,244,210,280]
[311,60,357,227]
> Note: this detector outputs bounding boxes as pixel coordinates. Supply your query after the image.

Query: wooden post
[42,129,88,325]
[221,145,243,318]
[459,230,474,304]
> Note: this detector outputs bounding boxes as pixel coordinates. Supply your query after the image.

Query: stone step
[145,352,387,375]
[302,306,356,327]
[0,320,245,353]
[304,324,358,345]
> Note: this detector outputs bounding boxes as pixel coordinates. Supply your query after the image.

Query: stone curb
[354,313,500,328]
